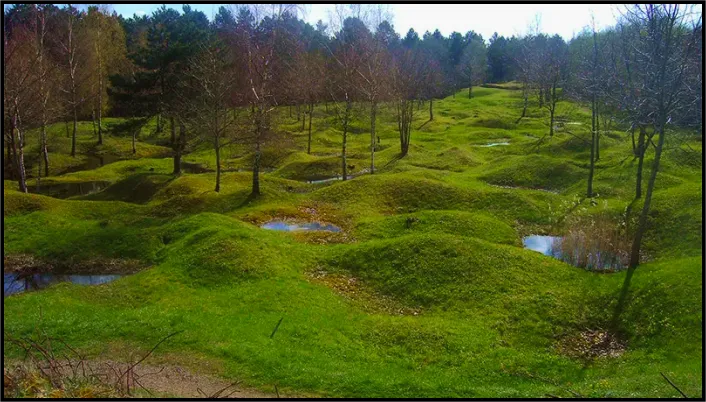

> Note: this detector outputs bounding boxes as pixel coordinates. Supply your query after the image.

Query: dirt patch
[3,359,282,398]
[556,329,626,360]
[4,254,147,275]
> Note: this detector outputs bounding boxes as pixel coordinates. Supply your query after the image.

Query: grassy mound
[275,156,343,181]
[354,210,518,245]
[640,182,703,259]
[157,213,304,286]
[80,173,175,204]
[403,146,481,172]
[324,233,586,310]
[480,154,585,192]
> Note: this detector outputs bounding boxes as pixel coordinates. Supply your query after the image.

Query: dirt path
[5,359,292,398]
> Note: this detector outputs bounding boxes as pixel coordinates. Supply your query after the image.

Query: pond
[3,273,123,297]
[307,176,342,184]
[306,168,370,184]
[261,221,342,232]
[522,235,625,271]
[28,181,111,199]
[523,235,561,256]
[65,154,121,174]
[478,142,510,147]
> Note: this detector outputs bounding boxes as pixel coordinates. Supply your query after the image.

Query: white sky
[105,3,625,40]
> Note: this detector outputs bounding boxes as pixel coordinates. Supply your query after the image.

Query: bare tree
[325,9,366,181]
[513,34,540,124]
[391,47,424,157]
[34,5,52,179]
[58,4,85,158]
[238,4,297,195]
[355,23,390,174]
[185,41,238,192]
[83,5,127,146]
[457,33,487,99]
[536,35,568,138]
[421,56,443,121]
[3,10,41,192]
[612,4,700,325]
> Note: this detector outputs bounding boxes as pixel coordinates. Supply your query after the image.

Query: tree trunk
[41,125,49,178]
[587,98,596,198]
[12,110,27,193]
[399,101,412,157]
[516,86,528,124]
[214,135,221,192]
[468,84,472,99]
[548,83,557,137]
[302,108,306,131]
[252,138,261,196]
[635,126,646,199]
[132,128,137,154]
[173,119,183,175]
[5,136,15,180]
[97,84,103,145]
[341,99,350,181]
[614,124,666,327]
[429,98,434,121]
[65,119,70,138]
[37,151,42,190]
[91,109,97,137]
[71,107,78,157]
[156,114,162,133]
[307,102,313,154]
[595,112,600,161]
[630,126,665,267]
[370,100,377,174]
[170,116,176,148]
[630,125,636,156]
[252,103,262,196]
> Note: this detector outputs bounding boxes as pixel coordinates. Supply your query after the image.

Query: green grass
[3,85,702,398]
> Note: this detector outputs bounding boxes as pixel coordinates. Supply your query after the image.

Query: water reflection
[261,221,341,232]
[479,142,510,147]
[522,235,625,271]
[4,273,122,297]
[28,181,110,199]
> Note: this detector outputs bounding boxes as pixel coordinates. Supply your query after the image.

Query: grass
[3,85,702,398]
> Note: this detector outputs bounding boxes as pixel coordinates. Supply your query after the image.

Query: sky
[101,3,623,41]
